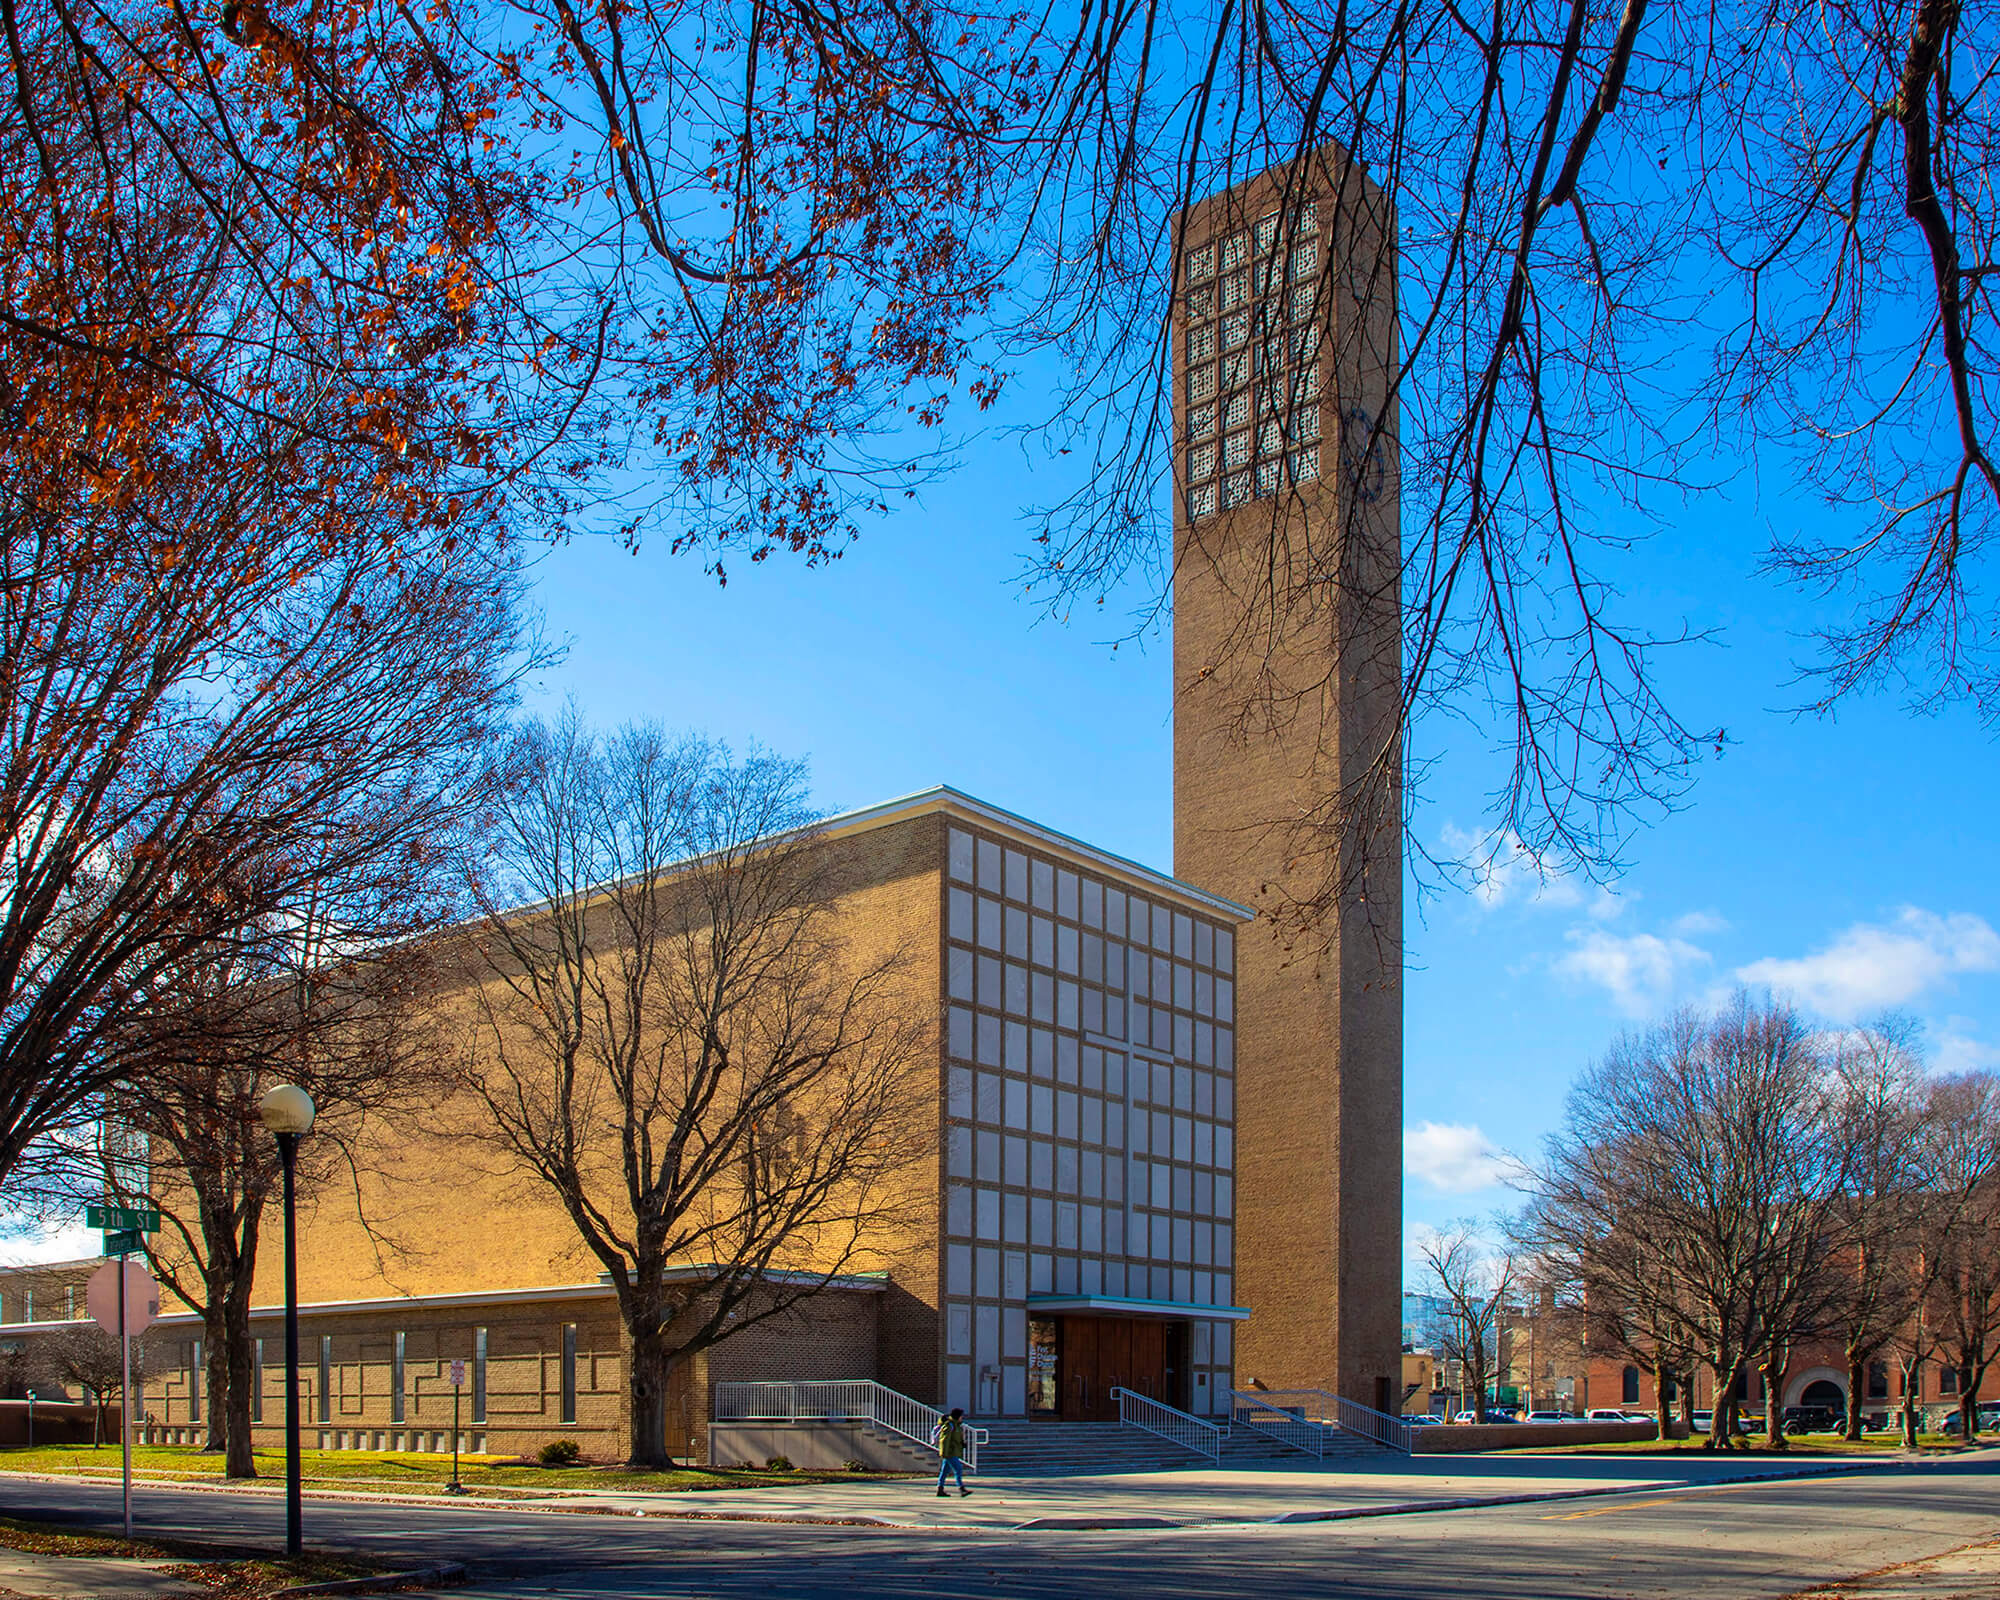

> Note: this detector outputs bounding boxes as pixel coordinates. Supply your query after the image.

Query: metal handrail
[1112,1386,1228,1461]
[1227,1389,1331,1458]
[1228,1387,1416,1453]
[1331,1393,1416,1453]
[713,1379,984,1469]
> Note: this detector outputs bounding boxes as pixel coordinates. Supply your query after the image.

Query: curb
[1006,1456,1898,1533]
[1260,1459,1886,1528]
[271,1560,468,1597]
[0,1469,553,1514]
[627,1454,1901,1533]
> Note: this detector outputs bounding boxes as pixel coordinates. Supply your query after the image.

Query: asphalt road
[4,1460,1999,1599]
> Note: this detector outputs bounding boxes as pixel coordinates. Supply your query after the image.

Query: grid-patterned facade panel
[941,826,1239,1417]
[1179,200,1326,516]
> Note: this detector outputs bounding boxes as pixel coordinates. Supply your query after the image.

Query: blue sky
[509,421,2000,1289]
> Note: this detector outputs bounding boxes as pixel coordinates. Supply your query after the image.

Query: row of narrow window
[169,1324,580,1428]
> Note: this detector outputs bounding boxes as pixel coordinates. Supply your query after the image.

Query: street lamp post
[259,1084,315,1560]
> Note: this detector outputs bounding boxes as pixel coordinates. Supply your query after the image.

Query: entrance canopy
[1026,1293,1249,1321]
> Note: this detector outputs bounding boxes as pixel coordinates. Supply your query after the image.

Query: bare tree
[462,713,931,1469]
[992,0,2000,944]
[1824,1020,1934,1440]
[0,413,532,1192]
[1916,1074,2000,1443]
[1523,996,1851,1451]
[15,0,2000,959]
[0,444,530,1471]
[88,919,458,1478]
[1421,1223,1514,1421]
[40,1324,148,1447]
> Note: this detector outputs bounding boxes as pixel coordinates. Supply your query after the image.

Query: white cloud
[1735,909,2000,1022]
[1554,928,1712,1016]
[1669,910,1730,937]
[0,1219,96,1269]
[1404,1121,1513,1193]
[1928,1016,2000,1075]
[1441,825,1612,914]
[1403,1220,1447,1274]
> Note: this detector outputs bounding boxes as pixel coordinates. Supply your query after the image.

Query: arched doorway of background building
[1784,1367,1848,1411]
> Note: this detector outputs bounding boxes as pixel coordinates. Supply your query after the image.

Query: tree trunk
[1901,1383,1919,1448]
[1844,1355,1865,1441]
[222,1288,257,1479]
[1678,1373,1695,1438]
[1763,1353,1787,1452]
[627,1326,673,1470]
[202,1313,229,1453]
[1713,1356,1749,1452]
[1652,1360,1671,1441]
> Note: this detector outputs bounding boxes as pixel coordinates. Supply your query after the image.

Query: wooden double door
[1045,1316,1188,1421]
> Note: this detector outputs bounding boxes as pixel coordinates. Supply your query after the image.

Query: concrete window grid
[1177,201,1325,515]
[944,824,1243,1413]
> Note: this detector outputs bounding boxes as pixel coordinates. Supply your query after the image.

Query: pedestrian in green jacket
[932,1408,971,1496]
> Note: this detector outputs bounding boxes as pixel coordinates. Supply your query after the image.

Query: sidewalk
[1787,1538,2000,1600]
[3,1446,1932,1533]
[0,1547,191,1599]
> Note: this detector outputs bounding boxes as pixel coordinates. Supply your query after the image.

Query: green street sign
[86,1204,160,1233]
[102,1229,143,1256]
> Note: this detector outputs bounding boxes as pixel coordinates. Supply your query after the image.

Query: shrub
[538,1439,583,1467]
[764,1455,794,1472]
[843,1459,867,1473]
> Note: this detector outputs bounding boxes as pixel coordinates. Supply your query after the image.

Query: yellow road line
[1542,1476,1870,1521]
[1546,1498,1687,1520]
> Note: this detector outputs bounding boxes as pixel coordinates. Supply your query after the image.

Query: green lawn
[1508,1431,1973,1456]
[0,1512,384,1595]
[0,1442,911,1496]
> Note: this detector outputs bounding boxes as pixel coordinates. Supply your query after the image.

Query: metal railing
[1227,1387,1416,1453]
[713,1380,984,1469]
[1112,1386,1228,1461]
[1333,1392,1416,1452]
[1227,1389,1334,1458]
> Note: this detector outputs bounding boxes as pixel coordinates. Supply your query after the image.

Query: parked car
[1781,1405,1843,1435]
[1451,1408,1521,1424]
[1691,1409,1756,1435]
[1525,1410,1576,1423]
[1939,1405,2000,1435]
[1585,1408,1651,1423]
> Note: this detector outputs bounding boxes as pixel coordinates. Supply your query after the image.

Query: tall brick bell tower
[1170,151,1403,1410]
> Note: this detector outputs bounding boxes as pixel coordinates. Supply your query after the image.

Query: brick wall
[0,1260,97,1337]
[139,1293,626,1461]
[211,812,947,1316]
